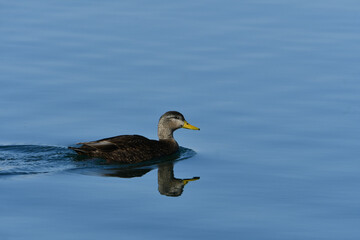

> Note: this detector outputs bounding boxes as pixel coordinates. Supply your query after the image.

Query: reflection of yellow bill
[182,121,200,130]
[183,177,200,185]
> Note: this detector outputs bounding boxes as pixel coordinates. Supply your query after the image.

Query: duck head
[158,111,200,140]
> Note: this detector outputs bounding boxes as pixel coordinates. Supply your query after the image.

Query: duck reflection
[158,162,199,197]
[102,160,199,197]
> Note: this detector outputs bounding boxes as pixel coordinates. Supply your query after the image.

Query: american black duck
[69,111,199,163]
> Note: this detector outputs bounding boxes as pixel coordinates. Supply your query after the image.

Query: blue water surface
[1,0,360,239]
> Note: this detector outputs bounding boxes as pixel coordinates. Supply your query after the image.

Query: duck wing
[69,135,177,163]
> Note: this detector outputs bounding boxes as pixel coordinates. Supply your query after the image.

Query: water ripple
[0,145,74,176]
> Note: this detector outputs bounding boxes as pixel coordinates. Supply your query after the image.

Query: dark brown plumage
[69,111,199,163]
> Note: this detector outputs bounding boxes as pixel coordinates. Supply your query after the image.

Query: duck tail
[68,146,88,155]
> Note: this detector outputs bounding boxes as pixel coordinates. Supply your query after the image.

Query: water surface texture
[1,1,360,239]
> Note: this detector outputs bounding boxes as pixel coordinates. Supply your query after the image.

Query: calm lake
[1,0,360,239]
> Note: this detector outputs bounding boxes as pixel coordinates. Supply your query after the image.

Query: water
[1,0,360,239]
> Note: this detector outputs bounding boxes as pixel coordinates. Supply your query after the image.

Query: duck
[69,111,200,163]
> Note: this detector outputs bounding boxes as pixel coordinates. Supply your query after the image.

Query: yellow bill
[182,120,200,130]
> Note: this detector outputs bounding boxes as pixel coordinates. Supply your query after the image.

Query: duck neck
[158,127,174,140]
